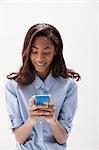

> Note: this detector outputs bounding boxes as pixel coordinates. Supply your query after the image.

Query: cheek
[47,55,54,63]
[30,54,35,61]
[30,56,35,65]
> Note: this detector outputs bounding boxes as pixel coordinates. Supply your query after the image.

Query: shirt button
[39,91,43,94]
[40,138,42,141]
[39,121,42,124]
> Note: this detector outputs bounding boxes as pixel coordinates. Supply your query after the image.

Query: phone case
[35,95,50,105]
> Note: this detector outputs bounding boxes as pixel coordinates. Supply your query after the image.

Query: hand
[28,96,48,125]
[44,95,56,124]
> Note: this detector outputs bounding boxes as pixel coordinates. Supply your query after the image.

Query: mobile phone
[34,95,50,105]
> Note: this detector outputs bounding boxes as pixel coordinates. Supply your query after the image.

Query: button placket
[39,121,42,124]
[37,118,44,143]
[39,90,43,95]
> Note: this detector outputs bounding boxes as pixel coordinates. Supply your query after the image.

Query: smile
[35,62,46,67]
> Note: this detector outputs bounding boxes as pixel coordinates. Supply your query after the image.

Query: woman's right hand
[28,96,48,125]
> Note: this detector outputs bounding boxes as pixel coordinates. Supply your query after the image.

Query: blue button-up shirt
[5,72,78,150]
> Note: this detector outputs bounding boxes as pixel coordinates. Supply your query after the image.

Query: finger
[48,104,55,109]
[31,105,48,111]
[29,105,49,115]
[41,106,55,112]
[28,105,37,112]
[29,96,35,107]
[34,105,55,112]
[43,112,54,116]
[29,109,48,116]
[49,95,54,105]
[44,115,53,120]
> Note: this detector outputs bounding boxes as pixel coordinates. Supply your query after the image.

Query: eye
[31,46,38,54]
[31,49,38,54]
[42,49,52,55]
[43,51,51,55]
[32,51,37,54]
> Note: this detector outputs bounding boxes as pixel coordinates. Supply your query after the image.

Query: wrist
[50,116,58,126]
[27,118,35,127]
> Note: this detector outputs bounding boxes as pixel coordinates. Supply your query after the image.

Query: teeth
[36,63,45,66]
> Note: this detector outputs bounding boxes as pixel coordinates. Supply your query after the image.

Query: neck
[36,69,50,81]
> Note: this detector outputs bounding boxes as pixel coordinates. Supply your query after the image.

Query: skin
[14,36,68,144]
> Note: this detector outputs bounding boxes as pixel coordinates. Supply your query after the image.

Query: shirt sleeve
[5,79,24,130]
[58,79,78,134]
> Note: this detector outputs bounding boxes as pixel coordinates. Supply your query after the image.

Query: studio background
[0,1,98,150]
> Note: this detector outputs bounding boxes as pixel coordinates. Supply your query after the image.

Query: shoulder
[5,78,17,92]
[66,77,77,88]
[55,76,77,88]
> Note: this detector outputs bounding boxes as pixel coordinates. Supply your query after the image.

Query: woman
[5,23,80,150]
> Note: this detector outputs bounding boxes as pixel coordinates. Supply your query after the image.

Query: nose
[37,53,44,61]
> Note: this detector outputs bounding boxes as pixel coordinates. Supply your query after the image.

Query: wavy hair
[7,23,81,85]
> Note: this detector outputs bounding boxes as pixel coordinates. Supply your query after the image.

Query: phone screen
[35,95,50,105]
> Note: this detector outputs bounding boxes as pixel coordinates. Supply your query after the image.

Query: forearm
[13,119,34,144]
[50,118,68,144]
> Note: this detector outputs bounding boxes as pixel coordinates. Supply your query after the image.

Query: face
[30,36,56,79]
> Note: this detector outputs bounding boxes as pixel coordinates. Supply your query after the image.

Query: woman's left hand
[43,95,56,124]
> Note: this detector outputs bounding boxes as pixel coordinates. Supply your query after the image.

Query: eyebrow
[32,46,38,49]
[32,46,52,50]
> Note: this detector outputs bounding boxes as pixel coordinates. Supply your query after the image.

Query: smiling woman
[5,23,80,150]
[7,23,80,85]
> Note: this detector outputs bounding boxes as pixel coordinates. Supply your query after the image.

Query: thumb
[29,95,35,107]
[49,94,54,105]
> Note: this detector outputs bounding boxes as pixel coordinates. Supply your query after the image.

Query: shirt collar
[33,72,54,92]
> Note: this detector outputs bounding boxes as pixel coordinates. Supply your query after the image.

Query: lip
[34,62,46,67]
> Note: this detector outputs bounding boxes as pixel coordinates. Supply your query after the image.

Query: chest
[16,82,68,119]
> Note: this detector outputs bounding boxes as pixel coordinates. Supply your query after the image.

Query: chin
[36,69,46,73]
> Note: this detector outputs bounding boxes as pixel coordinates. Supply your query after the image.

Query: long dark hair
[7,23,81,85]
